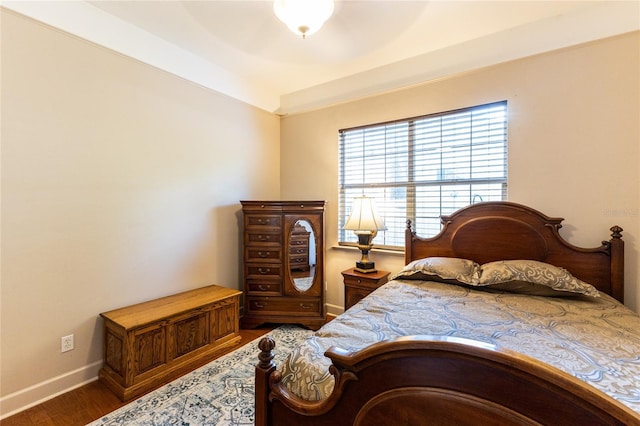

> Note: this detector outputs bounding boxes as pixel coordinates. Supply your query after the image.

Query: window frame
[338,101,508,250]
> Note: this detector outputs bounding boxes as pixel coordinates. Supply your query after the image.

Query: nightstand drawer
[342,275,387,291]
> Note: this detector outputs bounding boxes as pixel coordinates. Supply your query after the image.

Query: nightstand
[342,267,390,310]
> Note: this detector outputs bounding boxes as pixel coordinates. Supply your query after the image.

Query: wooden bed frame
[255,202,638,425]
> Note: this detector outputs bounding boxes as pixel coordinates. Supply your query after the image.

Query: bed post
[405,219,414,264]
[608,225,624,303]
[255,336,276,426]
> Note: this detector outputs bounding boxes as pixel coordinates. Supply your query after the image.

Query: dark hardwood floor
[2,328,273,426]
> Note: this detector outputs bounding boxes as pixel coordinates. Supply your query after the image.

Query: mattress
[277,279,640,413]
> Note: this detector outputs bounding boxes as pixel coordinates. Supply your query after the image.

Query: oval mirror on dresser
[289,219,315,292]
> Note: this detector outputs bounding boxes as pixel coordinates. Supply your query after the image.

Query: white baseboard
[0,360,103,419]
[1,305,344,419]
[325,302,344,317]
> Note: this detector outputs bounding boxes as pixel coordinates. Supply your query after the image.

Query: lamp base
[355,260,377,273]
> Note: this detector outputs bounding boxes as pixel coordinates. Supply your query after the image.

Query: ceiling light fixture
[273,0,335,39]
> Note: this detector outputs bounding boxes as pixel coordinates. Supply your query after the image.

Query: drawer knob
[254,302,265,308]
[357,279,362,284]
[299,303,313,309]
[258,251,270,257]
[258,285,269,291]
[257,235,270,241]
[258,268,271,274]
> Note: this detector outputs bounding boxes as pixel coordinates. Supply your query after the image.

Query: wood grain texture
[241,201,326,330]
[264,337,639,425]
[99,284,241,401]
[255,201,633,426]
[342,268,390,310]
[405,201,624,302]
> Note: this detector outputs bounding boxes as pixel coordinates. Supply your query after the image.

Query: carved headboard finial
[610,225,623,239]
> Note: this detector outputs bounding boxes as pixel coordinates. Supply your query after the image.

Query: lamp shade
[343,196,387,232]
[273,0,334,38]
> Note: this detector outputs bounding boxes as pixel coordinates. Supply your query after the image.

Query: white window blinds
[339,101,508,249]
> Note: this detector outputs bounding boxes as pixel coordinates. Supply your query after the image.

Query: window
[338,101,507,249]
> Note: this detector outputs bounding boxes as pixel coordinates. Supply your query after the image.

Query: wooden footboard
[255,335,640,426]
[254,202,634,425]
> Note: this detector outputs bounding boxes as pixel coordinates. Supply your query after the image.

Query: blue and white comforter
[277,279,640,413]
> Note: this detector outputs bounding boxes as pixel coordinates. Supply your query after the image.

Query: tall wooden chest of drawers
[241,200,325,330]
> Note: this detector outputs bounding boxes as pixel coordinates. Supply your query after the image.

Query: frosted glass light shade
[273,0,335,39]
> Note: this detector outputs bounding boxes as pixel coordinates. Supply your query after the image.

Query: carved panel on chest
[99,285,241,401]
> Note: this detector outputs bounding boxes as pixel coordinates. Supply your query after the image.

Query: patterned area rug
[88,325,313,426]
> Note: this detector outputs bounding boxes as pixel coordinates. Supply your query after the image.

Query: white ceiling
[4,1,639,114]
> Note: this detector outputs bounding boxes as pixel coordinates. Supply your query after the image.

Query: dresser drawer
[289,237,308,248]
[246,280,281,296]
[245,264,282,280]
[289,245,308,255]
[245,215,281,229]
[245,231,281,246]
[289,255,308,266]
[246,297,321,316]
[245,247,282,263]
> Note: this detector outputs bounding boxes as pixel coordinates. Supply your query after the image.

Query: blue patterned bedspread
[277,279,640,413]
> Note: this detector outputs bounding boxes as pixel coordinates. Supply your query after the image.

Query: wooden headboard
[405,202,624,302]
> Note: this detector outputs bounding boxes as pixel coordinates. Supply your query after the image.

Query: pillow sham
[478,260,600,298]
[390,257,480,286]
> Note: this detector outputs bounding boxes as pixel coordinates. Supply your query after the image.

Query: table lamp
[343,196,386,273]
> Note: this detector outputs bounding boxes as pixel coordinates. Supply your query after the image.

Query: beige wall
[2,7,639,418]
[280,32,640,316]
[1,10,280,415]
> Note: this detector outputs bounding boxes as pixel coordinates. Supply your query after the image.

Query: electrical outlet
[61,334,74,353]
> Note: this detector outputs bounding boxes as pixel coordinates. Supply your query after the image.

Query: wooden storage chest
[99,284,241,401]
